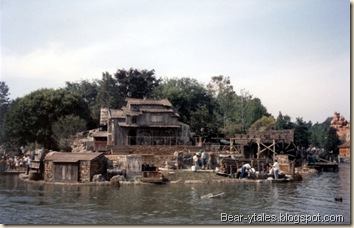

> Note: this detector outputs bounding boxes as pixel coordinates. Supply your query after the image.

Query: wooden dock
[140,171,165,183]
[307,162,339,172]
[1,170,26,175]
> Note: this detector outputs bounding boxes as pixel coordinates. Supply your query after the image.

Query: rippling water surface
[0,163,350,224]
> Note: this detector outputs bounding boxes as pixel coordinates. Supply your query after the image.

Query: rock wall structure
[330,112,350,143]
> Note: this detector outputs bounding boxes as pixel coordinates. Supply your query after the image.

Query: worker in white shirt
[273,159,279,179]
[239,163,251,179]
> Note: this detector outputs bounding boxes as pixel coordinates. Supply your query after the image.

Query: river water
[0,163,350,225]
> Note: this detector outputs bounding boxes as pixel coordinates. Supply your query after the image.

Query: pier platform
[307,162,339,172]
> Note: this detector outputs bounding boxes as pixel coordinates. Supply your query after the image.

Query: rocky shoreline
[17,167,317,186]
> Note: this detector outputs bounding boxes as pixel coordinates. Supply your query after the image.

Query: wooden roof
[125,98,172,106]
[44,152,104,163]
[110,109,125,118]
[118,123,181,128]
[122,107,140,116]
[140,108,174,113]
[92,130,108,138]
[338,141,350,148]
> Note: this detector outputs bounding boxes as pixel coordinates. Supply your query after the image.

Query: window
[132,117,137,124]
[151,115,163,123]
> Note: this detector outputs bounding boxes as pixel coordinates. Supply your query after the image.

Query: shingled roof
[110,109,125,118]
[125,98,172,106]
[338,141,350,148]
[44,152,104,163]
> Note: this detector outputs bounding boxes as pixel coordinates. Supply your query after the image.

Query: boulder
[29,172,41,181]
[110,175,121,187]
[92,174,106,182]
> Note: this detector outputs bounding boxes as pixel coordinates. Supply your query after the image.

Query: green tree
[190,104,220,136]
[309,117,333,148]
[324,127,340,154]
[236,89,250,133]
[154,77,217,133]
[115,68,161,107]
[275,111,294,130]
[65,79,98,109]
[309,122,326,147]
[231,89,268,134]
[65,79,99,128]
[0,81,11,143]
[207,75,236,134]
[0,81,10,106]
[52,115,87,151]
[244,96,268,131]
[3,89,90,149]
[294,117,311,148]
[205,87,269,136]
[96,72,120,109]
[248,115,276,132]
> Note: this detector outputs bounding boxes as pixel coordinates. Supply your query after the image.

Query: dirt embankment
[160,169,262,184]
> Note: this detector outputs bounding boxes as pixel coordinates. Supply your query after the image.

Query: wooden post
[235,161,238,175]
[291,161,295,177]
[273,140,275,162]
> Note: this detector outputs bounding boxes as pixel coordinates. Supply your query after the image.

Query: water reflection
[0,163,350,224]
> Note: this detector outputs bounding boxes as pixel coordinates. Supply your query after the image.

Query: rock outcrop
[330,112,350,143]
[70,129,96,153]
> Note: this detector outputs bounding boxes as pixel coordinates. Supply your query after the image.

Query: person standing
[26,155,31,175]
[273,159,279,179]
[193,153,199,172]
[14,156,19,170]
[201,150,207,170]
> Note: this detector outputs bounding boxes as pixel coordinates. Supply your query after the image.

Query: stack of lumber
[219,157,238,175]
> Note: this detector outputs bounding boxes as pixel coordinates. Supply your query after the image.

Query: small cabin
[92,130,108,152]
[338,142,350,157]
[44,152,107,183]
[105,154,159,179]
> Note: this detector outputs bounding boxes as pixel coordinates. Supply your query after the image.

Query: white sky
[0,0,351,124]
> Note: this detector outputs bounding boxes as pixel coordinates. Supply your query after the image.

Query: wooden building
[99,98,191,147]
[338,141,350,157]
[231,129,296,160]
[105,154,160,178]
[92,130,108,152]
[44,152,108,183]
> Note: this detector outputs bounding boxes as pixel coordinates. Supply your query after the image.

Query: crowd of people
[0,154,32,174]
[189,150,281,180]
[238,159,279,179]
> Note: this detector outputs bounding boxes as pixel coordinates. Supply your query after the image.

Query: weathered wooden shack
[44,152,107,183]
[92,130,108,152]
[338,141,350,157]
[212,130,297,176]
[232,129,296,160]
[105,154,160,178]
[99,98,191,149]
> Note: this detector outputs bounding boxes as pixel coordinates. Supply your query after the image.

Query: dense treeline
[0,68,341,152]
[2,89,90,150]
